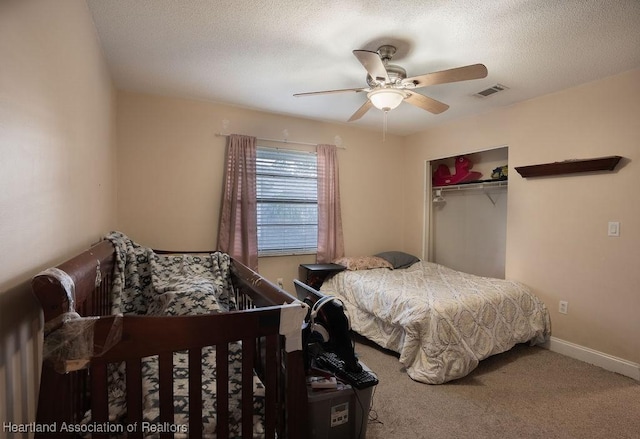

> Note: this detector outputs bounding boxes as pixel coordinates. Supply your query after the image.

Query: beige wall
[403,69,640,364]
[0,0,116,429]
[116,91,406,294]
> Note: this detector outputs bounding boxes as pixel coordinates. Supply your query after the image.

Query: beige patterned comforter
[321,261,551,384]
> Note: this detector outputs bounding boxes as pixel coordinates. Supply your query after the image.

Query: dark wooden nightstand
[298,263,346,290]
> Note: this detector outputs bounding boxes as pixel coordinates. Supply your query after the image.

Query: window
[256,147,317,256]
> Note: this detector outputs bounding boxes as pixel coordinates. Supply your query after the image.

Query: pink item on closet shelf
[432,155,482,186]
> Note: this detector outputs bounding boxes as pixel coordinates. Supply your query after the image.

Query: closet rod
[433,180,508,192]
[214,133,346,149]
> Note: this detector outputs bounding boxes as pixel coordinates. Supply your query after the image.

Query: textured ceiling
[86,0,640,136]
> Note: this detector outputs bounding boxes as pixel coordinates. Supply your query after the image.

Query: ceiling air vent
[474,84,508,98]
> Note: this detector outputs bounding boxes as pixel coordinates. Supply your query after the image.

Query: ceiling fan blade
[347,100,373,122]
[405,92,449,114]
[405,64,488,88]
[353,50,389,84]
[293,87,367,97]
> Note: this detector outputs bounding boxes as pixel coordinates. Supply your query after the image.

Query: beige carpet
[354,338,640,439]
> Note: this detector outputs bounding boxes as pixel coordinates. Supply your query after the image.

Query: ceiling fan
[294,45,488,122]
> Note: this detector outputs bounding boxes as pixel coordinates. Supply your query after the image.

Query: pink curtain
[217,134,258,270]
[316,144,344,263]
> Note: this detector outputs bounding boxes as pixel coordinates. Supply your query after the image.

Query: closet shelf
[433,179,508,192]
[514,156,622,178]
[432,180,508,206]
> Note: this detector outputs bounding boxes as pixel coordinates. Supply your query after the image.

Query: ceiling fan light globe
[368,89,406,111]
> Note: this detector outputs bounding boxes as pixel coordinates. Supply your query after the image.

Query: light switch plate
[608,221,620,237]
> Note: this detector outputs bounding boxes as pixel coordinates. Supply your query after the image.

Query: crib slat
[99,273,111,315]
[90,362,109,439]
[158,352,174,439]
[70,371,79,424]
[242,338,255,439]
[189,348,203,439]
[264,334,278,439]
[216,343,229,439]
[126,358,143,439]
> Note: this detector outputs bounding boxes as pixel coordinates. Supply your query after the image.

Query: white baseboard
[542,337,640,381]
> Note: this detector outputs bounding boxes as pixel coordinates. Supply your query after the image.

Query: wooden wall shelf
[515,156,622,178]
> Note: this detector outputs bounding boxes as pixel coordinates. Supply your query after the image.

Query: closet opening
[424,146,509,279]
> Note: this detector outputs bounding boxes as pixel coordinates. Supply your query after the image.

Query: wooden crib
[32,239,307,438]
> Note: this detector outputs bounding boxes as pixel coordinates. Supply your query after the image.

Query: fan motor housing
[367,64,406,87]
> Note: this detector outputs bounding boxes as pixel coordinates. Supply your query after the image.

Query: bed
[32,232,308,438]
[321,252,551,384]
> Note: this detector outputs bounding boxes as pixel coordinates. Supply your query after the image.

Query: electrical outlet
[276,278,284,288]
[559,301,568,314]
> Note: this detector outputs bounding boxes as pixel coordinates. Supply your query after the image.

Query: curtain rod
[214,133,346,149]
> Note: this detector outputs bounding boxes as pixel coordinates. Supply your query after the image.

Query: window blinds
[256,147,318,255]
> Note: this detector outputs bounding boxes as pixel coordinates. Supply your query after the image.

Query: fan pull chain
[382,110,388,142]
